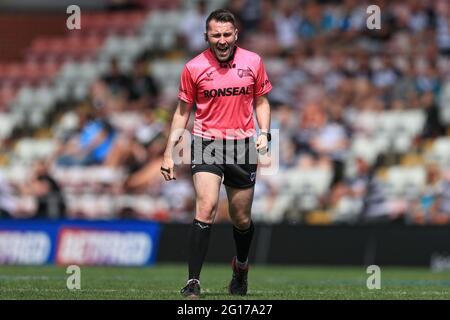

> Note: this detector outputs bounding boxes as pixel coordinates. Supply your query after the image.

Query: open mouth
[216,47,229,55]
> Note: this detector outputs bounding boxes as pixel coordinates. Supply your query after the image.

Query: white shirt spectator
[436,14,450,51]
[0,173,17,216]
[179,10,208,53]
[274,11,301,49]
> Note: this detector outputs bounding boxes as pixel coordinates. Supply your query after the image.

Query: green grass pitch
[0,264,449,300]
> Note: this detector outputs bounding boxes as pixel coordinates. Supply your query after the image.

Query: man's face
[205,20,237,62]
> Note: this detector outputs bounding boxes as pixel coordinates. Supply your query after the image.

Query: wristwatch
[260,131,271,142]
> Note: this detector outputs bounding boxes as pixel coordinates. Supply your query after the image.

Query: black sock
[233,221,254,264]
[188,219,212,280]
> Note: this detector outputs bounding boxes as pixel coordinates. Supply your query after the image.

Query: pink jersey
[178,46,272,140]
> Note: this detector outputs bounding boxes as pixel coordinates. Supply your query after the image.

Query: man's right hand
[160,157,176,181]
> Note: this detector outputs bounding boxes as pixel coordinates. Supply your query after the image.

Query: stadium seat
[0,165,30,184]
[402,110,425,137]
[352,111,379,137]
[14,86,35,108]
[121,37,144,60]
[285,168,332,196]
[386,166,426,198]
[331,197,364,224]
[378,111,402,137]
[393,133,413,154]
[58,62,81,84]
[351,136,380,165]
[101,36,124,59]
[0,113,17,139]
[73,82,89,101]
[14,138,58,164]
[34,86,56,113]
[427,137,450,166]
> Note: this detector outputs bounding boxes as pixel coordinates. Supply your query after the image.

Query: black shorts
[190,135,258,189]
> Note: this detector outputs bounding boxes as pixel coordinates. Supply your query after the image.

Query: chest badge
[237,67,252,78]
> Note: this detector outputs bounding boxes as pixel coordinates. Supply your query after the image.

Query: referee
[161,9,272,298]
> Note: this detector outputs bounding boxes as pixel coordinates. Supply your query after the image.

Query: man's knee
[231,213,251,230]
[196,200,217,223]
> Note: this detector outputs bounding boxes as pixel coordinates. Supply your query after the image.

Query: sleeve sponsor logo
[261,79,270,88]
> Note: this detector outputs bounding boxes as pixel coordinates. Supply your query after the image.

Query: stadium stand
[0,0,449,225]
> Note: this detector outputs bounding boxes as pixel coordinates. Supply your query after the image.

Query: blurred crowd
[1,0,450,225]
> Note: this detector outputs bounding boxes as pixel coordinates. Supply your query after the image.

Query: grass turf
[0,264,449,300]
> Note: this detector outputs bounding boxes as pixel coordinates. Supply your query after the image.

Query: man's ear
[235,29,238,41]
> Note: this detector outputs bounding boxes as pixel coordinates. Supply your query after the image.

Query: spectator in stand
[416,63,441,95]
[123,132,167,192]
[298,1,335,40]
[329,156,370,224]
[238,0,262,34]
[128,57,160,110]
[244,0,279,57]
[178,0,209,55]
[360,159,409,225]
[431,175,450,224]
[410,162,444,224]
[107,108,165,169]
[435,0,450,55]
[90,58,131,112]
[0,172,17,218]
[19,160,66,219]
[178,0,208,56]
[101,58,131,102]
[420,91,446,139]
[2,0,449,224]
[273,0,301,51]
[56,108,117,167]
[269,50,307,106]
[294,103,349,185]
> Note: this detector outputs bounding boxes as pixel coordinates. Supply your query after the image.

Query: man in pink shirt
[161,9,272,298]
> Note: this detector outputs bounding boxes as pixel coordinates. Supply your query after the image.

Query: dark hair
[205,9,237,31]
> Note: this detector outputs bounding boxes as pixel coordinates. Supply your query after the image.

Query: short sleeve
[254,57,272,97]
[178,65,196,103]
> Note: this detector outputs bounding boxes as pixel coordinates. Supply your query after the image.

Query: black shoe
[229,256,248,296]
[180,279,201,298]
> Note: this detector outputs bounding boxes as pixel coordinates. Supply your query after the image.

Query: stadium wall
[158,224,450,267]
[0,220,161,265]
[1,221,449,267]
